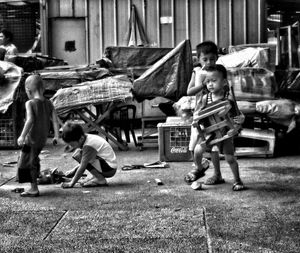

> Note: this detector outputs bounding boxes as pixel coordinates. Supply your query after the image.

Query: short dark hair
[0,28,14,42]
[204,64,227,79]
[62,122,85,143]
[196,41,218,58]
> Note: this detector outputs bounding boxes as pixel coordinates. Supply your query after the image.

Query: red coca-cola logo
[170,146,188,153]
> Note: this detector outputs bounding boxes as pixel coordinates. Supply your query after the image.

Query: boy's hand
[233,114,245,125]
[61,182,73,188]
[17,136,25,146]
[52,137,58,146]
[199,71,207,84]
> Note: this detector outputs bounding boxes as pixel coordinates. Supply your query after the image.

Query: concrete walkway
[0,141,299,252]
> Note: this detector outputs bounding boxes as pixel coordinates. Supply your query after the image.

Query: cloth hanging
[124,5,149,47]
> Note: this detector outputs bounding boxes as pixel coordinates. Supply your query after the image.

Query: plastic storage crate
[0,102,24,149]
[158,121,192,162]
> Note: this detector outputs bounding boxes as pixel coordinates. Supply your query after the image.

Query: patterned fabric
[51,75,133,115]
[0,61,23,113]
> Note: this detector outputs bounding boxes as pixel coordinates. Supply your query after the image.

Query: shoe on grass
[204,175,225,185]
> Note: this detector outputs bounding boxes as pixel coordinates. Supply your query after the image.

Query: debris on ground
[190,181,202,190]
[154,178,164,185]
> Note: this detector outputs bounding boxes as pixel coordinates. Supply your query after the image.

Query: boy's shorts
[72,148,117,178]
[88,158,117,178]
[207,137,234,155]
[17,144,41,183]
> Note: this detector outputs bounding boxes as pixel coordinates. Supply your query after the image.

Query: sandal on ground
[232,181,245,191]
[81,179,108,188]
[20,191,40,197]
[204,175,225,185]
[184,167,208,184]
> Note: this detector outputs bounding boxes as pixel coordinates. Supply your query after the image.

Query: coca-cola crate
[158,121,192,162]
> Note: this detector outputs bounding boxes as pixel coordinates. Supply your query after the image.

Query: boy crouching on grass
[61,122,117,188]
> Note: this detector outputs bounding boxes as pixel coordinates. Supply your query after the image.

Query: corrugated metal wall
[44,0,266,64]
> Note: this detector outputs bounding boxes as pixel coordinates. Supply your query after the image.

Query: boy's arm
[51,106,60,144]
[17,101,34,146]
[187,72,205,96]
[62,146,97,188]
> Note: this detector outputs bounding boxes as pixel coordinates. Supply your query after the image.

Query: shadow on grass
[249,166,300,175]
[245,181,300,199]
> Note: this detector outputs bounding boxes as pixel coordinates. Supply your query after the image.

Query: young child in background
[17,74,59,197]
[0,28,18,60]
[61,122,117,188]
[185,41,219,183]
[186,64,245,191]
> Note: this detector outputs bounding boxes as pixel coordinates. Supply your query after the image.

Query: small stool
[192,100,239,146]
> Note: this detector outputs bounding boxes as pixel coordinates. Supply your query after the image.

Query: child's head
[196,41,218,67]
[62,122,85,149]
[0,28,14,45]
[25,74,44,99]
[204,64,228,94]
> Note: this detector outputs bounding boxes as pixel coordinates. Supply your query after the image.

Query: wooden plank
[116,0,130,46]
[203,0,215,42]
[102,0,115,49]
[171,0,175,47]
[85,0,89,63]
[88,0,100,63]
[174,0,186,45]
[247,0,258,44]
[185,0,189,39]
[229,0,232,45]
[146,0,158,46]
[48,0,60,18]
[59,0,73,17]
[156,0,161,46]
[204,120,230,134]
[218,0,230,48]
[243,0,247,44]
[160,0,172,47]
[232,0,244,45]
[74,0,86,17]
[113,0,117,45]
[188,0,201,49]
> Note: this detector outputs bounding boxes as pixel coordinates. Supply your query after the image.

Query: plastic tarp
[132,39,193,102]
[217,47,270,69]
[104,46,172,69]
[0,61,23,114]
[227,67,277,101]
[275,69,300,91]
[256,99,300,132]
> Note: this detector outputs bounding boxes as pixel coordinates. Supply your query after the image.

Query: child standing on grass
[61,122,117,188]
[185,41,219,183]
[17,74,59,197]
[185,64,245,191]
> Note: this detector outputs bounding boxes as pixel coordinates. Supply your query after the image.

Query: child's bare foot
[20,189,40,197]
[81,178,108,187]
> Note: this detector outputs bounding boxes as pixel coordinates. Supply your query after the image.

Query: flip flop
[20,191,40,197]
[204,175,225,185]
[184,167,208,184]
[232,181,245,191]
[121,165,144,171]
